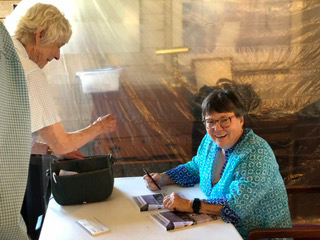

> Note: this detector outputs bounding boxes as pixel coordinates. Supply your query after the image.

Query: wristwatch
[192,198,201,213]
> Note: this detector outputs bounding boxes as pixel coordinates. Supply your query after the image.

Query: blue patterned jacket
[166,129,291,239]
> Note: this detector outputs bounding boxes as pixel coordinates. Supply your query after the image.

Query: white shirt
[13,39,61,141]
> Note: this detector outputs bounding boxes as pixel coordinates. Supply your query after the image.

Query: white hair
[14,3,72,46]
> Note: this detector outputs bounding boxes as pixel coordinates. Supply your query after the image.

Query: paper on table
[76,217,110,236]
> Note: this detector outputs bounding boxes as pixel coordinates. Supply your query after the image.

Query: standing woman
[144,86,291,239]
[12,3,116,157]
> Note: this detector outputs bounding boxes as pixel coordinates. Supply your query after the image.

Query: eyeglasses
[202,115,235,129]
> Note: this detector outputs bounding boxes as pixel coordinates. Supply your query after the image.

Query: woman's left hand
[60,150,84,160]
[163,192,192,212]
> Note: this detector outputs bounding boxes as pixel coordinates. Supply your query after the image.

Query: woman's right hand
[143,172,161,191]
[93,114,116,133]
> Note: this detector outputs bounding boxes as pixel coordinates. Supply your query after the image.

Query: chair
[248,185,320,240]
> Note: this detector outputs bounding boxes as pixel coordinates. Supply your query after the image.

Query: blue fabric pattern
[219,128,249,179]
[165,128,291,240]
[203,197,241,225]
[166,165,200,187]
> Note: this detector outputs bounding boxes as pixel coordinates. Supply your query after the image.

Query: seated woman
[144,86,291,239]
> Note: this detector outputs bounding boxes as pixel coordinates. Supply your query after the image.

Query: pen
[143,168,161,190]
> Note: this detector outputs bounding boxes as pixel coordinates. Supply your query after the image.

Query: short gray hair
[201,86,246,120]
[14,3,72,46]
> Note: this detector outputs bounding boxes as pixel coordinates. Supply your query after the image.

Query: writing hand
[143,172,161,191]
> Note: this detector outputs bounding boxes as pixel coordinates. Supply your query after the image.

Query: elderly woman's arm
[31,141,48,154]
[37,114,116,155]
[31,141,84,159]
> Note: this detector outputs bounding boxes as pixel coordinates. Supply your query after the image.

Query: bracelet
[192,198,201,213]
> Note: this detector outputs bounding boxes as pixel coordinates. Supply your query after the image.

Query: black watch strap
[192,198,201,213]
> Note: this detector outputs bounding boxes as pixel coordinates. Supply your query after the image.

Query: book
[132,193,165,211]
[150,211,218,231]
[76,217,110,236]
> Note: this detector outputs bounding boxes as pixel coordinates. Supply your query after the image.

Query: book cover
[132,193,164,211]
[150,211,218,231]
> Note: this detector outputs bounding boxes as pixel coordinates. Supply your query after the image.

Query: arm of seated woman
[163,192,223,214]
[143,173,175,191]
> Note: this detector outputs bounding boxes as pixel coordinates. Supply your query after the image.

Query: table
[39,177,243,240]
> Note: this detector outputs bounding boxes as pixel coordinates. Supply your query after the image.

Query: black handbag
[50,154,114,205]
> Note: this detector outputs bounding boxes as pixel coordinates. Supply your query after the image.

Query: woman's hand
[143,173,175,191]
[163,192,192,212]
[59,150,84,160]
[143,172,161,191]
[93,114,116,133]
[38,117,116,155]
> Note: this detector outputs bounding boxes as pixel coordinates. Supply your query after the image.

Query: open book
[132,193,164,211]
[150,211,218,231]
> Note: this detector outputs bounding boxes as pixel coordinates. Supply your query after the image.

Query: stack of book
[132,193,217,231]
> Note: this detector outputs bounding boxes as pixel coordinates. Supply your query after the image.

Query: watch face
[192,198,201,213]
